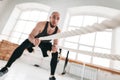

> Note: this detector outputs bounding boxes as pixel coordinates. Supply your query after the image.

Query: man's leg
[0,39,34,77]
[39,42,52,57]
[49,52,58,80]
[39,42,58,80]
[27,47,34,53]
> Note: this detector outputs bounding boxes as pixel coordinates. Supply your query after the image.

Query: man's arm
[28,22,42,46]
[52,29,61,52]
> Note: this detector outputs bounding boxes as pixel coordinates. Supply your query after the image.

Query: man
[0,11,61,80]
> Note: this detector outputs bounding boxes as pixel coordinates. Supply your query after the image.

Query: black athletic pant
[5,39,58,75]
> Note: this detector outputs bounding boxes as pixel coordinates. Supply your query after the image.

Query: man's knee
[51,52,58,61]
[51,45,58,53]
[27,47,34,53]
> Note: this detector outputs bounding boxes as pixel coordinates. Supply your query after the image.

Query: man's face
[50,12,60,27]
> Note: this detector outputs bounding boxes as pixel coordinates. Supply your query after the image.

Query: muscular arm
[52,29,61,52]
[28,22,43,46]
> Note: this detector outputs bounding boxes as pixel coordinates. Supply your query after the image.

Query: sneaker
[0,67,8,77]
[49,76,56,80]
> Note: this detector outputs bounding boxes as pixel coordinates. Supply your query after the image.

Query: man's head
[49,11,60,28]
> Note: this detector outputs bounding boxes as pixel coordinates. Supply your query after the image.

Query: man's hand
[28,37,41,46]
[34,38,41,46]
[51,45,58,53]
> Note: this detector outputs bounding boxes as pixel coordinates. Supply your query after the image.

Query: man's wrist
[52,44,57,47]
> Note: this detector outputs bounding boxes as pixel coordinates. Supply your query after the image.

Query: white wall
[0,0,9,32]
[0,0,15,33]
[0,0,8,13]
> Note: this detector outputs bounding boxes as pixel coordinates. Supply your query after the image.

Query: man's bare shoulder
[57,27,61,33]
[37,21,47,26]
[35,21,48,32]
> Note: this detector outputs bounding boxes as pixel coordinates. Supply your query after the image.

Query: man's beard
[50,22,56,28]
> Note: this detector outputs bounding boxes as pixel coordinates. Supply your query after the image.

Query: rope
[58,46,120,61]
[40,14,120,40]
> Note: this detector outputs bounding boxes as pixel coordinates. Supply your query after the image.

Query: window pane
[65,36,79,43]
[61,50,76,60]
[38,12,48,21]
[61,49,68,58]
[29,10,41,21]
[79,45,93,52]
[20,11,31,20]
[77,53,91,63]
[10,31,21,38]
[2,25,12,35]
[83,16,97,26]
[23,21,36,34]
[20,34,28,39]
[9,37,18,44]
[93,57,110,67]
[68,51,77,60]
[14,20,27,32]
[95,31,112,49]
[64,42,78,49]
[69,16,83,27]
[94,48,111,54]
[79,33,95,46]
[18,38,26,44]
[0,35,8,41]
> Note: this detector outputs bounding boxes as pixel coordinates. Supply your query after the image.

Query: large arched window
[61,6,118,68]
[9,10,49,44]
[1,3,50,44]
[62,15,112,67]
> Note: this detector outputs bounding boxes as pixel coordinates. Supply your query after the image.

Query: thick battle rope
[40,15,120,40]
[58,46,120,61]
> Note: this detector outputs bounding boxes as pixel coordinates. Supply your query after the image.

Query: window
[9,10,48,44]
[69,16,83,27]
[64,42,78,49]
[79,33,95,46]
[65,36,79,43]
[95,31,112,49]
[83,16,97,26]
[62,15,112,68]
[19,11,48,21]
[79,45,93,52]
[61,50,77,60]
[1,3,50,44]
